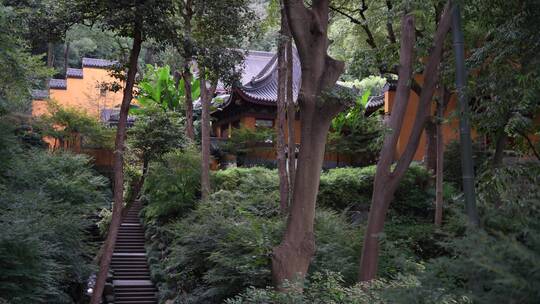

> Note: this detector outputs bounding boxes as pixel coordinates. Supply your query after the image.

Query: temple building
[31,58,128,173]
[211,49,359,168]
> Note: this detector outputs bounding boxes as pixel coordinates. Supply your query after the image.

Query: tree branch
[328,2,377,49]
[385,0,397,43]
[518,130,540,160]
[393,1,453,178]
[377,14,416,175]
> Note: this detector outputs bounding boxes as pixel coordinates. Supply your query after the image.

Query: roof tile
[66,68,83,78]
[49,79,67,89]
[82,57,116,68]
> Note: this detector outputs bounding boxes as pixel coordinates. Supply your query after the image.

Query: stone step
[112,202,156,303]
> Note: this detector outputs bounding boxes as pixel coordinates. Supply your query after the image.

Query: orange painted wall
[31,65,127,169]
[223,113,346,164]
[384,85,463,161]
[32,67,125,118]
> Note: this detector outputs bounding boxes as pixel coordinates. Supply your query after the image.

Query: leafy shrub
[318,164,432,217]
[141,147,201,224]
[389,162,540,303]
[143,166,443,303]
[212,166,278,193]
[443,140,489,188]
[227,271,469,304]
[159,194,362,303]
[97,207,112,238]
[0,148,110,303]
[141,166,365,303]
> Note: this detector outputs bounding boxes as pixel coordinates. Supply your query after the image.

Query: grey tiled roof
[231,48,301,106]
[100,108,136,127]
[49,79,67,89]
[364,80,397,116]
[31,89,49,99]
[82,57,116,68]
[66,68,83,78]
[240,50,275,85]
[215,50,275,93]
[365,94,385,116]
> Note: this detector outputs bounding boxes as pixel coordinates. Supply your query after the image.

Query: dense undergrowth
[141,148,455,303]
[0,121,110,303]
[141,147,540,303]
[230,162,540,303]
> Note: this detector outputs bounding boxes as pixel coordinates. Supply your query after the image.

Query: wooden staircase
[111,201,157,304]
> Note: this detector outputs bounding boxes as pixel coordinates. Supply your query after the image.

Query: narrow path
[111,201,157,304]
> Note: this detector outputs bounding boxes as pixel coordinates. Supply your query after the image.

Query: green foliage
[318,164,432,217]
[192,0,257,85]
[128,104,186,162]
[142,167,364,303]
[212,166,278,193]
[37,100,115,149]
[142,147,201,224]
[142,166,448,303]
[443,140,489,189]
[135,65,186,112]
[0,3,52,114]
[0,134,110,303]
[465,0,540,159]
[385,162,540,303]
[227,271,470,304]
[327,79,385,166]
[96,207,112,238]
[64,24,132,68]
[219,126,275,157]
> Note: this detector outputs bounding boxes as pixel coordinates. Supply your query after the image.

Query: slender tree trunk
[272,0,345,289]
[452,5,479,226]
[492,130,507,167]
[359,14,416,281]
[90,26,142,304]
[435,95,444,226]
[276,0,289,214]
[286,24,296,202]
[359,2,453,281]
[200,69,216,201]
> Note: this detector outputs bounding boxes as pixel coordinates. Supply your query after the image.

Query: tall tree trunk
[492,130,507,167]
[286,19,296,202]
[272,0,345,289]
[90,26,142,304]
[276,0,289,214]
[359,14,416,282]
[200,69,211,201]
[434,92,445,226]
[452,5,479,226]
[359,2,453,281]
